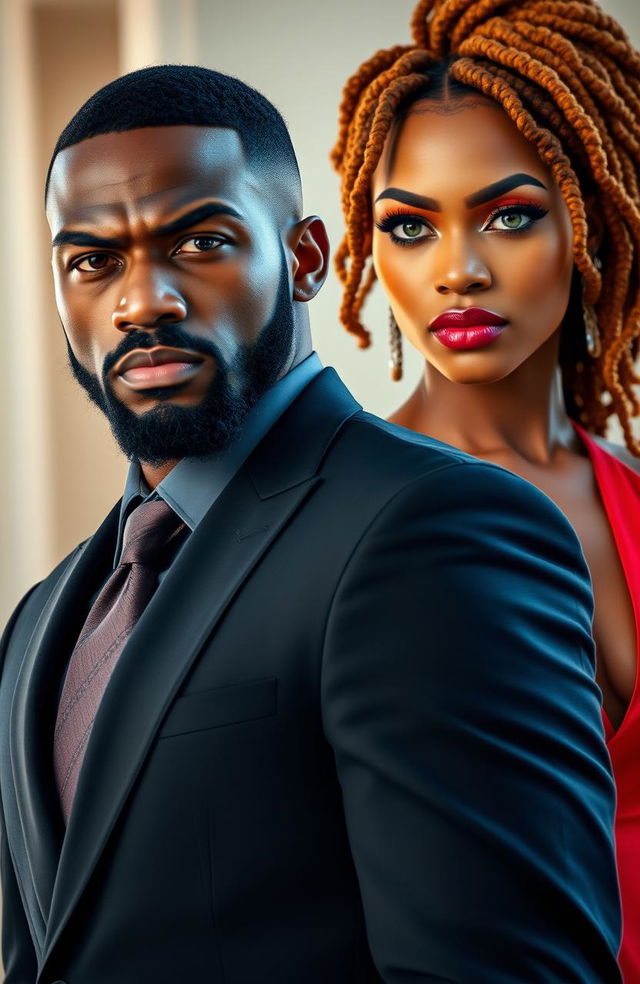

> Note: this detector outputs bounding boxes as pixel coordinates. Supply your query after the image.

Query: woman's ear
[287,216,330,302]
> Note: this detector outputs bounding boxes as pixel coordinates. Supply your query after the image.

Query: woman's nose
[433,236,492,296]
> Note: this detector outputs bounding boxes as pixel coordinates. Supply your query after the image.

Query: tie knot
[120,499,186,570]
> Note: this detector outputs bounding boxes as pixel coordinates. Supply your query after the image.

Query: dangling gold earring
[583,258,602,358]
[389,309,403,381]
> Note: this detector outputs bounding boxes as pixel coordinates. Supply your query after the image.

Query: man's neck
[140,459,180,490]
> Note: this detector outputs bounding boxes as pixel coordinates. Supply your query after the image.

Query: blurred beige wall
[1,0,124,631]
[1,0,639,625]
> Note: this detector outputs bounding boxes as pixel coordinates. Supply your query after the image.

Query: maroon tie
[53,499,186,822]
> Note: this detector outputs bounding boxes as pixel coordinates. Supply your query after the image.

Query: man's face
[47,125,303,465]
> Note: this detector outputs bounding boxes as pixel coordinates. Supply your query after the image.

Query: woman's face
[370,95,575,384]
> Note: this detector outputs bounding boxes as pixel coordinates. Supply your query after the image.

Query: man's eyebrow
[51,230,125,249]
[374,173,547,214]
[464,173,547,208]
[154,202,243,236]
[51,202,244,250]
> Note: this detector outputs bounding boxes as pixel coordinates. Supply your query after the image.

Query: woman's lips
[429,308,508,351]
[432,324,506,350]
[430,307,508,329]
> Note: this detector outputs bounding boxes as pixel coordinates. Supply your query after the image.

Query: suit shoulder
[339,410,474,472]
[333,411,580,550]
[336,410,557,500]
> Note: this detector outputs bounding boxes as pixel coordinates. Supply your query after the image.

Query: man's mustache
[102,326,225,380]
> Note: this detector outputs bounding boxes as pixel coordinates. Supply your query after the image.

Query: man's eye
[74,253,116,272]
[176,236,222,254]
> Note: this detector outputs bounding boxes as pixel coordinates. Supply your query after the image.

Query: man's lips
[429,307,508,330]
[113,346,206,390]
[114,346,204,375]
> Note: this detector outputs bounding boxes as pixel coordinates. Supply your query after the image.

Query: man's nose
[433,235,492,296]
[112,261,187,331]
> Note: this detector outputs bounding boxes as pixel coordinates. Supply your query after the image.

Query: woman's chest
[512,454,637,730]
[544,477,637,730]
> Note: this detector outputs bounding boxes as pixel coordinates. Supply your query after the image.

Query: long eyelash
[374,208,429,233]
[375,209,433,247]
[484,203,548,232]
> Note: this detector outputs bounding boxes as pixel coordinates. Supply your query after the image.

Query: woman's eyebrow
[464,173,547,208]
[375,173,547,213]
[374,188,440,211]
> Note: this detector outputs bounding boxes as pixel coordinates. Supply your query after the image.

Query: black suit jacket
[0,369,621,983]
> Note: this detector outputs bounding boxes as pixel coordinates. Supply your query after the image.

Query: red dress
[575,423,640,982]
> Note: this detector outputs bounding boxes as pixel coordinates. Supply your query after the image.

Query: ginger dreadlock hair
[331,0,640,452]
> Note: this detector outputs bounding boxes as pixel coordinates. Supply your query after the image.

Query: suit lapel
[43,368,361,961]
[8,502,120,947]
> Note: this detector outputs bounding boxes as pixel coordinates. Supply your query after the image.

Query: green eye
[502,212,524,229]
[484,204,548,233]
[392,219,430,242]
[375,212,432,245]
[401,221,424,238]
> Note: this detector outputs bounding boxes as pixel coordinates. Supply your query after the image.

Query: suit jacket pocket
[158,677,277,738]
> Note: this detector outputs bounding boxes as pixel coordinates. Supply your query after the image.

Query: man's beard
[67,262,295,466]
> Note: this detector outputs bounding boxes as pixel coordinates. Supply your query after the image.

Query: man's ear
[287,216,330,303]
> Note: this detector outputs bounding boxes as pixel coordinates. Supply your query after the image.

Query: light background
[1,0,640,974]
[1,0,639,624]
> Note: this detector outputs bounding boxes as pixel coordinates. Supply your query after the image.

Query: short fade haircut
[45,63,301,200]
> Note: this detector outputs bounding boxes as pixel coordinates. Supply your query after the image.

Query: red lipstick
[429,307,508,351]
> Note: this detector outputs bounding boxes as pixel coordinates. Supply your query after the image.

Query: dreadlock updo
[331,0,640,452]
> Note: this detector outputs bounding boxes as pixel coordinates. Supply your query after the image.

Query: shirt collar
[115,352,323,564]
